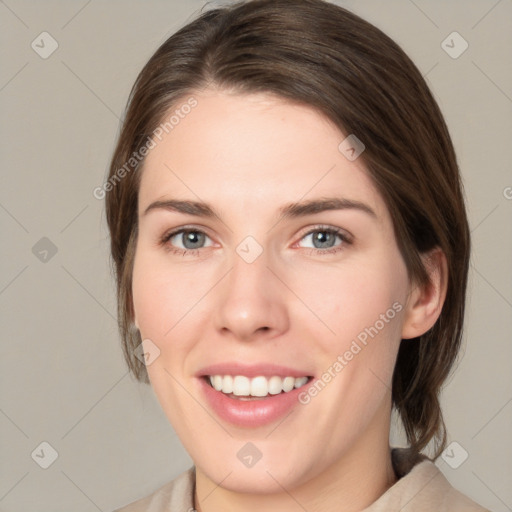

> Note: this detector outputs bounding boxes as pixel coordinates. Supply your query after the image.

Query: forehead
[138,89,387,222]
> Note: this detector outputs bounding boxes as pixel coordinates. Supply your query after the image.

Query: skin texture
[132,88,447,512]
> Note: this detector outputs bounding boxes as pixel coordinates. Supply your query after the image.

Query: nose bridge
[229,240,270,298]
[212,238,289,339]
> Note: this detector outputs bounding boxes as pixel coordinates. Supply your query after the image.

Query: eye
[159,225,352,257]
[296,226,352,255]
[160,227,213,255]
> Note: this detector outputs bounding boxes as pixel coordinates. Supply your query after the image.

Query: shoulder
[112,465,195,512]
[442,481,493,512]
[364,448,492,512]
[404,460,490,512]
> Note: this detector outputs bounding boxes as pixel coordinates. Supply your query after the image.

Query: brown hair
[105,0,470,460]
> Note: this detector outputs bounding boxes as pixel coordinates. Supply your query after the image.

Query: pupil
[314,231,334,249]
[184,231,204,249]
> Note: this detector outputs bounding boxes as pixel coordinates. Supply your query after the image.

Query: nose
[212,247,290,342]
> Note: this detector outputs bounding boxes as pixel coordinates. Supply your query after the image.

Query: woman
[106,0,491,510]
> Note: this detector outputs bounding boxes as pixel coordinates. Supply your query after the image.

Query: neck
[194,401,397,512]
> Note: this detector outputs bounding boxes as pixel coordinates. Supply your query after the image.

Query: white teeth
[283,376,295,392]
[250,376,268,397]
[212,375,223,391]
[268,376,283,395]
[222,375,233,394]
[233,376,251,396]
[208,375,309,397]
[294,378,305,388]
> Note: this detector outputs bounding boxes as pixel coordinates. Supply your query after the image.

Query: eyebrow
[143,197,376,220]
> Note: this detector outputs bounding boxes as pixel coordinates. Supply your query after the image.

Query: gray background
[1,0,511,511]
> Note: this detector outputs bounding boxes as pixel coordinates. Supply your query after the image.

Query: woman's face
[132,89,413,493]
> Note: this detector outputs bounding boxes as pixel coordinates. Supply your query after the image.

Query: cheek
[132,247,202,338]
[304,255,406,346]
[307,250,408,412]
[131,248,216,397]
[131,252,200,425]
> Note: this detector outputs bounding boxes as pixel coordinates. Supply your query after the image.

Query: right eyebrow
[143,199,220,218]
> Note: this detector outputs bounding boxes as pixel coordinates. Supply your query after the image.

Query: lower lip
[198,377,311,428]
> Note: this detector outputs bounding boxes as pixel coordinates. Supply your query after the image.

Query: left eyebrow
[278,197,377,219]
[142,197,376,220]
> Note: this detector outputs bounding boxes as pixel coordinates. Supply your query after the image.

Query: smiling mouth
[204,375,313,399]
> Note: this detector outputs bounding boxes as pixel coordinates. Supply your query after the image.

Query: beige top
[113,447,491,511]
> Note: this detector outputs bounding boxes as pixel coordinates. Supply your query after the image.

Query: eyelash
[159,225,352,257]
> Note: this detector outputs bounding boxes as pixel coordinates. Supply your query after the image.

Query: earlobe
[401,247,448,340]
[132,309,139,330]
[131,300,139,330]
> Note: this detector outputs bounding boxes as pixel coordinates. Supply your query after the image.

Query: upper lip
[196,362,314,379]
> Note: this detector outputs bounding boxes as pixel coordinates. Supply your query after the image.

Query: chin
[203,461,306,494]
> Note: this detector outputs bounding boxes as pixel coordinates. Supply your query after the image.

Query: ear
[401,247,448,340]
